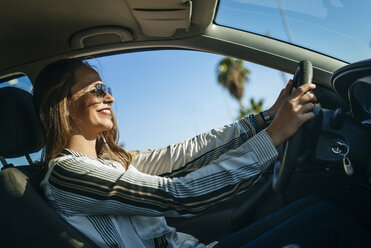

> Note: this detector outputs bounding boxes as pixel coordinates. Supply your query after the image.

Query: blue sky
[217,0,371,63]
[88,50,287,151]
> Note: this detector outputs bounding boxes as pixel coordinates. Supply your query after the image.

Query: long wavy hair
[33,59,132,170]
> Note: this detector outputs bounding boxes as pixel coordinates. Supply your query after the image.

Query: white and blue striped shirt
[41,117,278,248]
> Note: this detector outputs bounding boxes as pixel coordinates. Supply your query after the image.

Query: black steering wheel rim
[272,60,313,193]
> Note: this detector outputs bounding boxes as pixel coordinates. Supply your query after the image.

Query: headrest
[0,87,44,158]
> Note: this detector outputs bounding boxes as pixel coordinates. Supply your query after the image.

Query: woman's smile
[97,107,113,116]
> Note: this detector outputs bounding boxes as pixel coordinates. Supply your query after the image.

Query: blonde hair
[33,59,132,170]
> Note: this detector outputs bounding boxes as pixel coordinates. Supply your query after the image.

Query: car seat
[0,86,98,248]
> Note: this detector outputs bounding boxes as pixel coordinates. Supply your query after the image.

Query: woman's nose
[103,92,114,103]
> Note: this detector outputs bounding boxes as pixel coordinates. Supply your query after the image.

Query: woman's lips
[97,108,112,116]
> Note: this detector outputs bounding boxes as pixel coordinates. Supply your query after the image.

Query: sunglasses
[89,83,112,99]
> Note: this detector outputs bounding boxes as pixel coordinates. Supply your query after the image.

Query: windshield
[216,0,371,63]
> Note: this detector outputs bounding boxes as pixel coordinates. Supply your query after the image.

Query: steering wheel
[272,60,313,193]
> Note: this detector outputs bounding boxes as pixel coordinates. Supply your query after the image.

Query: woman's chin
[100,124,113,133]
[99,127,112,134]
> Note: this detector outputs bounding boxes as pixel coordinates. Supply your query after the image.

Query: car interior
[0,0,370,247]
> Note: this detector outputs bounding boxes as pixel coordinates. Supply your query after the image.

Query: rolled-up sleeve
[131,117,259,177]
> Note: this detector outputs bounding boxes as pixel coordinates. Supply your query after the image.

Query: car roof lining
[1,26,347,89]
[0,0,217,72]
[1,0,346,89]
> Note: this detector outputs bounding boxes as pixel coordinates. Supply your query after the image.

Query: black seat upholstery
[0,87,97,248]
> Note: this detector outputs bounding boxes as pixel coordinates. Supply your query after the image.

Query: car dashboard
[306,59,371,187]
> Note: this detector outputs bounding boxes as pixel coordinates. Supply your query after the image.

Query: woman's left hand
[268,80,293,119]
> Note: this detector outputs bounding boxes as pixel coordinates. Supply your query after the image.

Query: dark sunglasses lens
[93,84,112,99]
[107,86,112,96]
[101,84,112,96]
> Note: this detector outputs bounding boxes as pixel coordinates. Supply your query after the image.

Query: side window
[0,75,33,93]
[0,75,41,168]
[88,50,290,151]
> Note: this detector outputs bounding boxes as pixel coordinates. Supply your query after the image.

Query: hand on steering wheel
[266,61,317,193]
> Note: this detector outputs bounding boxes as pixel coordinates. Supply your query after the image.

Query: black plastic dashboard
[310,59,371,184]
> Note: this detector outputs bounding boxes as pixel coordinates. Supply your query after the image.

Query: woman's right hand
[265,83,317,147]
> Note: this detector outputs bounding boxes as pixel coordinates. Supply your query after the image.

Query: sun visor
[127,0,192,37]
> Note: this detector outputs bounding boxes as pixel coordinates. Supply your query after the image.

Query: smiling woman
[68,66,115,146]
[32,58,281,247]
[33,59,133,170]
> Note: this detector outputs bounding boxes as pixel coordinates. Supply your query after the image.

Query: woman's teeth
[100,109,111,114]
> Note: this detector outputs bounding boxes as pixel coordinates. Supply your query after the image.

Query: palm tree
[217,57,264,118]
[239,98,264,119]
[217,57,249,110]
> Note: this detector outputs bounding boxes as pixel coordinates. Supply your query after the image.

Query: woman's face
[69,66,115,139]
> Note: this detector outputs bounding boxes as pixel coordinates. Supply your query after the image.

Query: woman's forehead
[72,66,102,92]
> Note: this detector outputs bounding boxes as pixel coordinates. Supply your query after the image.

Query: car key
[330,141,354,176]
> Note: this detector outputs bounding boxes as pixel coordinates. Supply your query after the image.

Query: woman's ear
[66,100,78,129]
[66,100,72,118]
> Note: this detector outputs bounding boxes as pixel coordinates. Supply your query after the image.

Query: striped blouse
[41,117,278,248]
